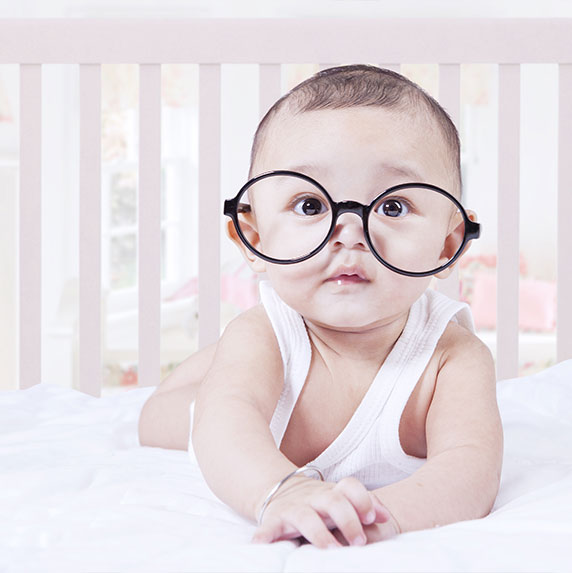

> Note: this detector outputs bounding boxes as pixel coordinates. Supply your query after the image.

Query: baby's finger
[370,494,392,524]
[253,509,342,549]
[363,518,400,543]
[334,477,377,525]
[252,517,299,544]
[311,494,367,547]
[370,495,402,534]
[292,508,343,549]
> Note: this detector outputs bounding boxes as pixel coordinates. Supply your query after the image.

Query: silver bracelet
[257,464,324,526]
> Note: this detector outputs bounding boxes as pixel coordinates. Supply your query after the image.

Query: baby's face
[244,106,460,332]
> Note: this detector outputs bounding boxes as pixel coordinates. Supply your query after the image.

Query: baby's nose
[331,212,367,250]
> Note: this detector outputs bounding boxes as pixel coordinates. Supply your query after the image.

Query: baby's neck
[303,311,409,367]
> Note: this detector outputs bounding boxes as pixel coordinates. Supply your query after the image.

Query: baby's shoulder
[221,303,284,362]
[436,319,494,369]
[224,303,272,336]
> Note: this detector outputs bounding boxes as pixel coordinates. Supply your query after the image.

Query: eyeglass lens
[235,174,466,275]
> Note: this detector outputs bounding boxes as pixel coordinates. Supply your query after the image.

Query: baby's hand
[252,477,395,549]
[331,502,401,547]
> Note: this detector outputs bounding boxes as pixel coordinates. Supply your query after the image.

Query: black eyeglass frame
[223,170,481,278]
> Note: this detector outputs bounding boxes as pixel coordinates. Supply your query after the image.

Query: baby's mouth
[326,266,370,285]
[329,274,367,285]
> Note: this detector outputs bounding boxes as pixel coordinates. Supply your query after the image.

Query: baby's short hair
[250,64,461,193]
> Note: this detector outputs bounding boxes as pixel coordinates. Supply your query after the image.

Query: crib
[2,18,572,573]
[1,18,571,395]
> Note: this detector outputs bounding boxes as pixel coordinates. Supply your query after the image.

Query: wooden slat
[259,64,281,119]
[2,19,572,64]
[437,63,461,300]
[438,64,461,143]
[19,64,42,390]
[138,64,162,387]
[198,64,221,348]
[496,64,520,380]
[0,147,18,390]
[557,64,572,362]
[79,64,102,397]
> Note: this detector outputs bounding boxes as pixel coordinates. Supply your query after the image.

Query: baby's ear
[226,220,266,274]
[434,209,477,280]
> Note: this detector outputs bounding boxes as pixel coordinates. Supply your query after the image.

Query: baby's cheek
[265,259,319,289]
[380,274,431,311]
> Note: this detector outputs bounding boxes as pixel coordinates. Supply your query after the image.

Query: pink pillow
[220,272,259,310]
[470,273,556,332]
[164,266,259,311]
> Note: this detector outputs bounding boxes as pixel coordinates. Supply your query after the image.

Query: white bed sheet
[1,361,571,572]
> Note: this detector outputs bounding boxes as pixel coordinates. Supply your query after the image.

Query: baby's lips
[327,264,369,282]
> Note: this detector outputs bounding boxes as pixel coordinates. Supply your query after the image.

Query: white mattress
[2,361,572,572]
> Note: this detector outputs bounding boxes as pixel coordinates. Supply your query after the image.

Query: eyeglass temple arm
[223,198,251,216]
[466,219,481,240]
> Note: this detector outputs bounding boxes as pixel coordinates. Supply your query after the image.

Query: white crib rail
[2,19,572,64]
[557,64,572,367]
[79,64,102,396]
[497,64,521,381]
[198,64,222,360]
[2,18,572,395]
[18,64,42,391]
[436,63,460,301]
[138,64,162,392]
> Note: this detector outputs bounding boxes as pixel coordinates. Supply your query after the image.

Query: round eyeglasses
[224,170,480,278]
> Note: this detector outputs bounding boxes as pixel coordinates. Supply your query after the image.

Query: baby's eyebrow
[280,162,425,183]
[376,161,424,182]
[283,164,325,178]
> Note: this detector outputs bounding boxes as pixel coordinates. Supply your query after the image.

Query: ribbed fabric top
[259,280,475,490]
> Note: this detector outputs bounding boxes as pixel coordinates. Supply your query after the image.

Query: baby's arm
[192,305,388,548]
[138,341,217,450]
[368,325,503,541]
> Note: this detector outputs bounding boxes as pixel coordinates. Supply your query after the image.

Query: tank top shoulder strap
[258,281,312,447]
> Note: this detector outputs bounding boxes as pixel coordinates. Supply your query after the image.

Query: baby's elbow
[486,463,503,515]
[473,457,503,519]
[486,431,504,514]
[452,444,503,521]
[138,397,159,447]
[478,417,504,517]
[189,403,209,459]
[190,416,200,451]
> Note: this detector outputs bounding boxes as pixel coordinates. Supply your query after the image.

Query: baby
[138,65,503,549]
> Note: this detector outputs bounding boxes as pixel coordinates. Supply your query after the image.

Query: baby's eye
[377,198,410,218]
[293,196,327,216]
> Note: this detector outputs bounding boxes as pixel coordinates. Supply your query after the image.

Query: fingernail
[352,534,366,546]
[364,510,375,524]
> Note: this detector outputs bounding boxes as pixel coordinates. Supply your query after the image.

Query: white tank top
[259,280,475,490]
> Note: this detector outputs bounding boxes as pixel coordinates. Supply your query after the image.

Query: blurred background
[0,1,567,392]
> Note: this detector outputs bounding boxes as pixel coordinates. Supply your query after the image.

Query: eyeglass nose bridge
[329,200,369,242]
[327,199,372,251]
[333,200,368,219]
